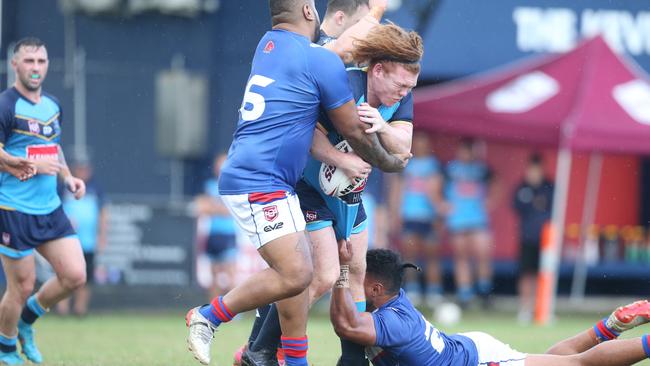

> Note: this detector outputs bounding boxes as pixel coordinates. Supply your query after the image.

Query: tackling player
[332,248,650,366]
[240,23,422,366]
[0,37,87,365]
[185,1,407,365]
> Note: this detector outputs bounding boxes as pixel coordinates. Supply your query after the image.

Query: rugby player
[332,248,650,366]
[240,23,422,366]
[185,1,407,365]
[0,37,87,365]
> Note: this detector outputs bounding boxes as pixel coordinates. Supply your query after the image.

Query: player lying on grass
[332,247,650,366]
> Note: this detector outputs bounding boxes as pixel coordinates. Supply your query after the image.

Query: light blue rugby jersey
[0,87,63,214]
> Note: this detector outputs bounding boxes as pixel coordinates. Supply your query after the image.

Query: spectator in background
[389,131,444,307]
[513,153,553,324]
[194,153,238,300]
[58,157,108,316]
[444,138,496,308]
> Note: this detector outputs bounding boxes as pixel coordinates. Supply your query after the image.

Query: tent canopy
[414,36,650,155]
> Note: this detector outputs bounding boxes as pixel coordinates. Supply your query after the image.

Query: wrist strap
[335,265,350,288]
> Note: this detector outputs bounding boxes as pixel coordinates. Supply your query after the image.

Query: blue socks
[20,295,46,325]
[0,333,16,353]
[593,318,620,342]
[199,296,234,327]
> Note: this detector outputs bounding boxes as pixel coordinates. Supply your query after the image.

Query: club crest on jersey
[306,211,317,222]
[263,205,278,222]
[263,41,274,54]
[28,120,40,134]
[2,232,9,245]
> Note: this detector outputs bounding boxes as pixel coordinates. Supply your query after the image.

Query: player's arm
[315,49,409,173]
[327,102,408,173]
[194,195,231,216]
[0,147,35,181]
[357,102,412,154]
[0,109,36,181]
[330,251,377,346]
[310,126,371,180]
[323,1,386,64]
[57,146,86,199]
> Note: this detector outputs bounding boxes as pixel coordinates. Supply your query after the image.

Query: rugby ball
[319,140,367,197]
[434,302,462,326]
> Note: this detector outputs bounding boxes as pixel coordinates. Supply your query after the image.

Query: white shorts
[462,332,527,366]
[221,191,306,248]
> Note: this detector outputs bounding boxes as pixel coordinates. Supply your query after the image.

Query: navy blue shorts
[296,179,366,239]
[0,206,76,258]
[205,233,237,262]
[403,220,436,241]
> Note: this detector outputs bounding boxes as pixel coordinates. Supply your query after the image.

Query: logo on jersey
[305,211,318,222]
[263,205,278,222]
[28,120,40,134]
[43,125,53,136]
[263,41,274,54]
[263,222,284,232]
[1,232,9,246]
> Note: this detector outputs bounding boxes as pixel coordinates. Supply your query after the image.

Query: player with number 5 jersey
[185,1,407,365]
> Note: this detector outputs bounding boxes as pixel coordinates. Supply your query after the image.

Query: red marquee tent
[413,36,650,323]
[414,36,650,154]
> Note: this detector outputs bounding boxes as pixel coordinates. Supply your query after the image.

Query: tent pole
[535,146,572,325]
[570,153,603,303]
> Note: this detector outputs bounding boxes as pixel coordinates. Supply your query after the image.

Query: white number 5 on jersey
[240,74,275,121]
[422,316,445,354]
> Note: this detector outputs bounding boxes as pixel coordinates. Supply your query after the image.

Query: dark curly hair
[366,249,419,295]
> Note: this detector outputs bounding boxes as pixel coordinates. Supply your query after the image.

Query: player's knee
[282,266,313,296]
[311,266,338,299]
[14,281,35,303]
[61,268,86,291]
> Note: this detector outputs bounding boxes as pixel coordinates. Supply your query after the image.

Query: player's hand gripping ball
[319,140,367,197]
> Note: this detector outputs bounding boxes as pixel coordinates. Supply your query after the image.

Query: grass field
[30,309,650,366]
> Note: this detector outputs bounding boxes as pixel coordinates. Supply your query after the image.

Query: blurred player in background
[512,153,553,324]
[331,248,650,366]
[194,153,238,300]
[57,157,108,317]
[185,1,407,365]
[0,37,87,365]
[444,138,496,308]
[388,131,444,308]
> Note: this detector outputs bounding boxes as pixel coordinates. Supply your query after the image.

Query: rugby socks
[20,295,46,325]
[339,301,367,366]
[426,284,443,297]
[404,281,420,296]
[281,335,308,366]
[457,286,474,305]
[248,304,272,347]
[0,333,16,353]
[251,304,282,352]
[642,334,650,358]
[476,279,492,296]
[593,317,620,342]
[199,296,235,328]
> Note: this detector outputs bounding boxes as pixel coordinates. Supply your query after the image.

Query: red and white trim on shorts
[221,191,306,248]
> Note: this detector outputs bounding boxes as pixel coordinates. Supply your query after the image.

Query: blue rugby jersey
[301,68,413,239]
[369,289,479,366]
[0,87,63,214]
[444,160,492,231]
[400,156,440,222]
[218,29,353,195]
[204,178,236,235]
